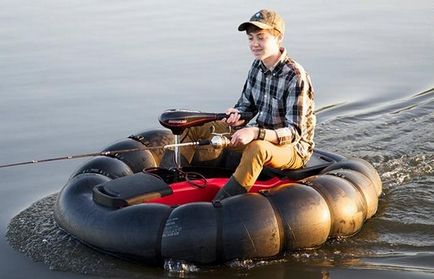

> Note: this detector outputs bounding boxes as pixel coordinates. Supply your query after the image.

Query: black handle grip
[215,112,254,121]
[159,109,255,135]
[198,139,211,145]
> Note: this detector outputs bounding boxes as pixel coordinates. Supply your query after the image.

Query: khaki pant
[181,122,304,191]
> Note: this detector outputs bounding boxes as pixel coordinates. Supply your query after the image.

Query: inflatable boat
[54,110,382,265]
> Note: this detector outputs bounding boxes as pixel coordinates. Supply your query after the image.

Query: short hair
[245,24,282,37]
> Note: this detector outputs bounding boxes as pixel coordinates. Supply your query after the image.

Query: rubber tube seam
[304,178,334,238]
[260,191,285,253]
[213,202,224,263]
[156,207,173,262]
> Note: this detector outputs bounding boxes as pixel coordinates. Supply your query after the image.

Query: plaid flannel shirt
[234,48,316,163]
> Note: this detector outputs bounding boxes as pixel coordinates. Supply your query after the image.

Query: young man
[182,9,316,200]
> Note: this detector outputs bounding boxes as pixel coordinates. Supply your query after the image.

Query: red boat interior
[92,151,337,209]
[147,176,293,206]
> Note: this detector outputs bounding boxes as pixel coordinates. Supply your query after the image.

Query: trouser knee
[242,140,270,163]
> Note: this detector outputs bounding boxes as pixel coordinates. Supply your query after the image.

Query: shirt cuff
[275,127,294,145]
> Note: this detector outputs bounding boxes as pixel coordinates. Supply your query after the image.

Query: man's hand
[222,108,245,127]
[230,127,259,146]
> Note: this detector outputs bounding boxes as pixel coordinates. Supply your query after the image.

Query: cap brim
[238,21,273,31]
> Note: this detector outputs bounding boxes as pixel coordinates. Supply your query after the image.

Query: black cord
[144,167,207,189]
[185,171,207,188]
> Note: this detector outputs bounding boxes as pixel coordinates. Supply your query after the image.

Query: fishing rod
[0,140,210,169]
[0,110,251,169]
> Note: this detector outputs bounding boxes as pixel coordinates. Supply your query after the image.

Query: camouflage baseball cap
[238,9,285,35]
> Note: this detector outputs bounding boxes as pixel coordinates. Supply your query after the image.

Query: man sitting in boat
[180,9,316,200]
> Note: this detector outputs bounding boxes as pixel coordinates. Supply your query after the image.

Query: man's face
[247,30,281,61]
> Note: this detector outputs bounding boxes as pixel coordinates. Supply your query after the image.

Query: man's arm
[274,74,313,145]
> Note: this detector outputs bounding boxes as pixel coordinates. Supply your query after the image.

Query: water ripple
[6,89,434,276]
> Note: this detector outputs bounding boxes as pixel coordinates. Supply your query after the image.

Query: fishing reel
[209,133,231,149]
[209,125,231,149]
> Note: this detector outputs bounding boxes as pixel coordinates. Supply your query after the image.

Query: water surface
[1,1,433,278]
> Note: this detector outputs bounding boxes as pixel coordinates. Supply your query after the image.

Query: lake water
[1,1,433,278]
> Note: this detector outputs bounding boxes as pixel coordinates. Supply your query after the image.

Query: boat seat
[93,172,173,208]
[186,148,343,181]
[260,150,339,181]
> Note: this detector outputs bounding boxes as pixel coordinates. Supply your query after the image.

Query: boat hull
[54,129,382,264]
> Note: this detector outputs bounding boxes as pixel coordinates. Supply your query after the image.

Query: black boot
[213,176,247,201]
